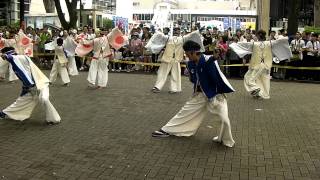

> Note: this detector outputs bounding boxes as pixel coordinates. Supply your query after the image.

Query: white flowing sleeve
[63,37,77,56]
[183,30,205,52]
[271,38,293,60]
[145,31,168,54]
[45,41,56,51]
[229,42,254,58]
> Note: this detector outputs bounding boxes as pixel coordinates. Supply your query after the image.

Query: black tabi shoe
[152,129,170,137]
[46,121,60,126]
[250,88,260,96]
[0,111,6,119]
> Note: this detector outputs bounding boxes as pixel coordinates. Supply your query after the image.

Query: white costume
[76,28,125,88]
[49,45,70,84]
[1,54,60,123]
[64,36,78,76]
[162,93,235,147]
[146,30,205,93]
[229,38,292,99]
[0,31,33,81]
[87,36,111,88]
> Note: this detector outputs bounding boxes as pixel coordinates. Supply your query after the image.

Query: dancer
[229,30,292,99]
[63,30,78,76]
[86,29,112,89]
[152,40,236,148]
[76,28,124,89]
[0,47,61,124]
[147,28,204,94]
[149,27,184,93]
[49,38,70,86]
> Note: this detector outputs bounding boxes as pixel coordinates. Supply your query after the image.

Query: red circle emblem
[83,44,92,49]
[21,37,30,46]
[0,40,4,49]
[115,36,124,44]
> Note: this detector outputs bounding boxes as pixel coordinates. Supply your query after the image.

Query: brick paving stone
[0,72,319,179]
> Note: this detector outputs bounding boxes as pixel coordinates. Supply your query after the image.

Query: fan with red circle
[108,28,126,50]
[75,40,93,57]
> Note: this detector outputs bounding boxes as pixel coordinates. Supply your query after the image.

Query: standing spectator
[269,31,277,40]
[287,32,305,80]
[304,33,319,80]
[129,32,143,71]
[203,29,213,55]
[142,30,152,72]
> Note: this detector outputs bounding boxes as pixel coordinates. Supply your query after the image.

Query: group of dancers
[0,27,292,148]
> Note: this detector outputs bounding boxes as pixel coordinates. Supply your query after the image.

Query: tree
[287,0,300,36]
[315,0,320,27]
[103,18,113,30]
[43,0,55,13]
[53,0,78,30]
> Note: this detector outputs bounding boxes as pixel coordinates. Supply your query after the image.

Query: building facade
[0,0,31,26]
[132,0,257,31]
[270,0,314,27]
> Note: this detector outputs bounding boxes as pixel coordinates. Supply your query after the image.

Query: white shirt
[305,41,319,56]
[290,39,305,51]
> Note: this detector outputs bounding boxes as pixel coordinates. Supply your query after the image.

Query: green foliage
[10,21,20,29]
[103,18,113,29]
[304,26,320,34]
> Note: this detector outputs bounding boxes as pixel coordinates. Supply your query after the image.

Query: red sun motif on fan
[115,36,124,44]
[83,44,92,49]
[21,37,30,46]
[0,41,4,49]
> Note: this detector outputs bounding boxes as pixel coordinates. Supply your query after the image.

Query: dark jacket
[187,54,235,99]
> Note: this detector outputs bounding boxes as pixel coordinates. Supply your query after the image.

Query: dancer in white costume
[49,38,70,86]
[146,28,205,93]
[152,41,235,147]
[87,29,112,89]
[76,28,125,89]
[0,47,61,124]
[0,30,34,82]
[150,27,183,93]
[63,30,78,76]
[229,30,292,99]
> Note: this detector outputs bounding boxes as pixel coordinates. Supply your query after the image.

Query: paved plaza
[0,72,320,180]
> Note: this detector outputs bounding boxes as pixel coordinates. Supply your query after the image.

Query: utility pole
[19,0,25,29]
[257,0,270,34]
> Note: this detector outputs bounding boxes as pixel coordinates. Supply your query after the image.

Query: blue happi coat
[187,55,235,99]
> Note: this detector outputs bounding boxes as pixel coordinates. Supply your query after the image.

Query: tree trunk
[315,0,320,27]
[287,0,299,36]
[43,0,55,13]
[53,0,78,30]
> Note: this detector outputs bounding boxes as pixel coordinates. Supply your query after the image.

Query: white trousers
[162,93,235,147]
[154,62,181,92]
[244,64,271,99]
[49,60,70,84]
[87,58,108,87]
[67,56,79,76]
[3,86,61,123]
